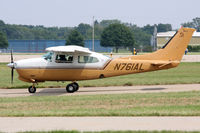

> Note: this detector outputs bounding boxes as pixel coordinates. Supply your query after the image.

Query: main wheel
[73,82,79,91]
[28,86,36,93]
[66,83,76,93]
[66,83,79,93]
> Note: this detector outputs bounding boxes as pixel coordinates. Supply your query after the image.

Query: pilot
[68,56,73,62]
[59,55,66,61]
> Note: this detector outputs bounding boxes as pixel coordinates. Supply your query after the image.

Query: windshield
[42,52,53,61]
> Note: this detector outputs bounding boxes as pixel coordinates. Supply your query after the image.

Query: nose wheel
[28,85,36,93]
[66,82,79,93]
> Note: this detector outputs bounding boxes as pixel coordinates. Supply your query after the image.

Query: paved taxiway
[1,117,200,132]
[0,84,199,97]
[0,84,200,132]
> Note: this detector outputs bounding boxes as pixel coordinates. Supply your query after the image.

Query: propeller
[11,50,14,84]
[7,49,15,84]
[11,49,13,63]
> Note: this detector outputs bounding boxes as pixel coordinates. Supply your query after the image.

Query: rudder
[155,27,195,61]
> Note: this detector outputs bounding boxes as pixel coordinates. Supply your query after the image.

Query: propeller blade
[10,49,14,84]
[11,49,13,63]
[11,68,14,84]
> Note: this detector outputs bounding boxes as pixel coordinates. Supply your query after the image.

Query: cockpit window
[78,56,99,63]
[43,52,53,62]
[55,54,73,63]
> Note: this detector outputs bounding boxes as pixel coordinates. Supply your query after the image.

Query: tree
[157,23,172,32]
[76,23,92,39]
[182,17,200,31]
[130,25,151,49]
[65,30,84,46]
[142,24,172,34]
[100,23,135,53]
[0,32,8,48]
[0,20,5,32]
[142,24,154,34]
[99,19,121,27]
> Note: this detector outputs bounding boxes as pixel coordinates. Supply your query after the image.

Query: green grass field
[0,62,199,89]
[0,91,200,117]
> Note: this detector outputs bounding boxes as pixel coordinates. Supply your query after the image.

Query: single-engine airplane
[7,27,195,93]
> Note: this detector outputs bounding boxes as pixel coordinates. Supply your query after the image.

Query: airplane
[7,27,195,93]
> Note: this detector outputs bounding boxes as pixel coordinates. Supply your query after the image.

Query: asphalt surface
[1,117,200,132]
[0,84,199,97]
[0,84,200,132]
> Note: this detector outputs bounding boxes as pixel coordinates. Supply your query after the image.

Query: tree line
[0,17,200,50]
[0,19,172,49]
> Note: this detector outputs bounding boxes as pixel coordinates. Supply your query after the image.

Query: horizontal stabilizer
[150,61,179,68]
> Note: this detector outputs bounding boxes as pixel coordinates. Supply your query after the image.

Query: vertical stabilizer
[121,27,195,61]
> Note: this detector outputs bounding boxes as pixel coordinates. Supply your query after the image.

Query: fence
[4,40,112,53]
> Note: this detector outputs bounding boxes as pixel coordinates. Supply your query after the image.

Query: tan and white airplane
[7,27,195,93]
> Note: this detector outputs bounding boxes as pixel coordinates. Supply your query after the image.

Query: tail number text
[114,63,144,71]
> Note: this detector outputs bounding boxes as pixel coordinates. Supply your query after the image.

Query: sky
[0,0,199,29]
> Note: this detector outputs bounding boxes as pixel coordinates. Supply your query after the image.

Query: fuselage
[8,27,196,83]
[6,27,195,94]
[11,52,178,83]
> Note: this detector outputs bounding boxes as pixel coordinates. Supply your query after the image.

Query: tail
[121,27,195,61]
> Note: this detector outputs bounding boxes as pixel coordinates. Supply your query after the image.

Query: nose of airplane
[7,62,17,84]
[7,63,15,68]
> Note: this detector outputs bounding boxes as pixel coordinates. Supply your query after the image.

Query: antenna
[92,16,95,51]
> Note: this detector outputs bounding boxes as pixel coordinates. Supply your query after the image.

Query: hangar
[157,31,200,48]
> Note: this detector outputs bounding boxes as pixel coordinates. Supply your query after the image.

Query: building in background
[157,31,200,48]
[6,40,112,53]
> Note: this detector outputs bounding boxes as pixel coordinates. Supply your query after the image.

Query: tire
[73,82,79,91]
[66,83,76,93]
[28,86,36,93]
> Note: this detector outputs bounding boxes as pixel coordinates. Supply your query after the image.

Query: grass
[18,131,200,133]
[0,91,200,116]
[187,52,200,55]
[0,62,200,89]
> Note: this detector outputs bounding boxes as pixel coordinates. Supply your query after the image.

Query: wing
[46,45,92,54]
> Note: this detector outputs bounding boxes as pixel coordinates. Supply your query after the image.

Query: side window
[78,56,99,63]
[55,54,73,63]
